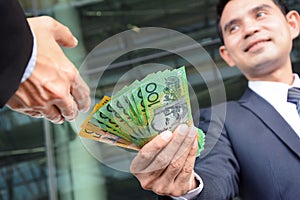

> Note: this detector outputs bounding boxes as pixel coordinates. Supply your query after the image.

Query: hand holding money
[130,124,199,196]
[79,66,205,154]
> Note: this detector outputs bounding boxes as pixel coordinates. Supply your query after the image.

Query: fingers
[175,138,198,190]
[23,111,43,118]
[130,130,173,173]
[145,124,191,172]
[47,16,78,48]
[53,62,90,115]
[170,126,198,163]
[9,96,66,124]
[150,136,198,197]
[45,37,90,113]
[162,127,198,182]
[130,130,174,193]
[54,94,79,121]
[27,16,78,48]
[42,105,64,124]
[131,125,199,197]
[131,124,195,173]
[52,77,90,122]
[71,74,91,112]
[55,25,78,48]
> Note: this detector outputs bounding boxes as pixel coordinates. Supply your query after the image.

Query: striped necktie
[287,87,300,116]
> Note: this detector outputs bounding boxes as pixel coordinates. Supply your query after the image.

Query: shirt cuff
[170,172,203,200]
[21,28,37,83]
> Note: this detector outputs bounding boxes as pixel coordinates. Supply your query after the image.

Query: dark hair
[216,0,289,44]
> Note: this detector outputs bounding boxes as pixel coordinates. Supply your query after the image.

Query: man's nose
[243,18,260,39]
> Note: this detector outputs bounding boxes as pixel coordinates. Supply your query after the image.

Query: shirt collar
[248,74,300,105]
[292,74,300,88]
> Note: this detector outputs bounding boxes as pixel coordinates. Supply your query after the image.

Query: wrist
[189,173,199,190]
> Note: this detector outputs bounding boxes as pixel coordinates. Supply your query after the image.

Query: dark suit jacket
[160,88,300,200]
[0,0,33,107]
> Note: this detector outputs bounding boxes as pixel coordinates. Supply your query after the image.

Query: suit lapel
[239,89,300,159]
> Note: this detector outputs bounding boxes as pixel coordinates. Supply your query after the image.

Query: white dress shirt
[21,29,37,83]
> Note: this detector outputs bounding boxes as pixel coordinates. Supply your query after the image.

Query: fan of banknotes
[78,66,205,156]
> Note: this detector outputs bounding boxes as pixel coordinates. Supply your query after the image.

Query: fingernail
[188,126,197,137]
[160,130,172,141]
[53,119,64,124]
[178,124,188,135]
[193,138,198,148]
[73,37,78,45]
[65,113,76,121]
[81,106,90,113]
[67,117,76,122]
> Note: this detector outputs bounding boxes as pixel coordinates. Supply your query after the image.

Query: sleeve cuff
[21,28,37,83]
[170,172,204,200]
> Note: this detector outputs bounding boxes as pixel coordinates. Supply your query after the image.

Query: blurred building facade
[0,0,300,199]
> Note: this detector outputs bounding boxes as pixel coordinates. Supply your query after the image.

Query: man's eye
[229,25,239,33]
[257,12,266,18]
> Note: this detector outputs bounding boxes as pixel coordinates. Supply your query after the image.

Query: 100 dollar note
[79,67,205,155]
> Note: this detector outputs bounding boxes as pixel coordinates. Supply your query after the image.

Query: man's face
[218,0,299,80]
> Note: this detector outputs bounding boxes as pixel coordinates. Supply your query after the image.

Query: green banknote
[131,72,158,127]
[107,83,150,144]
[89,116,124,139]
[93,85,146,145]
[94,102,141,144]
[140,66,193,138]
[117,80,142,126]
[80,66,206,155]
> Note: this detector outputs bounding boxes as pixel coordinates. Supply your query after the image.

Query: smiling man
[218,0,298,84]
[130,0,300,199]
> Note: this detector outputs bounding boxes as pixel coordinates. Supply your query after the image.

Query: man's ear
[219,45,235,67]
[286,10,300,40]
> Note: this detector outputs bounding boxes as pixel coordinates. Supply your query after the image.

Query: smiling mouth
[244,39,271,52]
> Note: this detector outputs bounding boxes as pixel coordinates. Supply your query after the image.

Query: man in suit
[0,0,90,124]
[130,0,300,199]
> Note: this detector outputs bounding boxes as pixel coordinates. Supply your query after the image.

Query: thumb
[28,16,78,48]
[51,18,78,48]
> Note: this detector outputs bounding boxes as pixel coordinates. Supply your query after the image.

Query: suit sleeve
[0,0,33,107]
[194,105,240,200]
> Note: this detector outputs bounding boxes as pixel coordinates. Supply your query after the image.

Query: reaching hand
[130,124,199,197]
[6,16,91,124]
